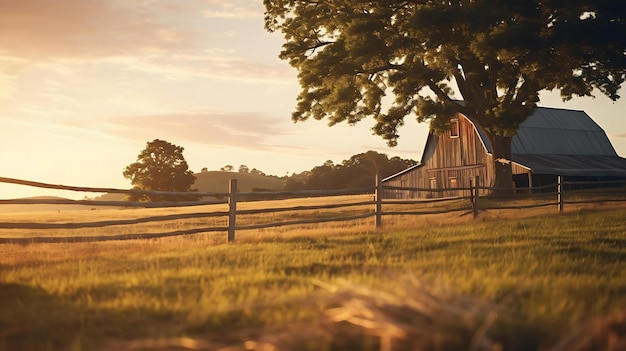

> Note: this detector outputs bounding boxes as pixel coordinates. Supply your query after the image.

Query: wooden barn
[383,107,626,199]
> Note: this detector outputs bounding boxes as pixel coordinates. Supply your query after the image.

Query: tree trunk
[490,134,514,196]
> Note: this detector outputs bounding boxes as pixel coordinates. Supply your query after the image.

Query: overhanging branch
[426,80,472,116]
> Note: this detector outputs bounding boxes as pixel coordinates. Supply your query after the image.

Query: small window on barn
[429,178,437,189]
[449,177,458,189]
[449,119,459,138]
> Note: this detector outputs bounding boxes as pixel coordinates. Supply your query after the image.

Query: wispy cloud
[613,133,626,139]
[0,0,198,60]
[0,0,267,61]
[107,51,295,83]
[0,56,31,100]
[0,0,288,84]
[101,111,287,149]
[203,0,263,19]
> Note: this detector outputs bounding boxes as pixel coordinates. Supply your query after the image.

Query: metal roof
[511,107,618,156]
[476,107,618,156]
[512,154,626,177]
[470,107,626,176]
[384,106,626,182]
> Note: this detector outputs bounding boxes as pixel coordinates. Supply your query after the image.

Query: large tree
[123,139,199,202]
[264,0,625,190]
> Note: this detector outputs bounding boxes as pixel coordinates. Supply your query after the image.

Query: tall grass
[1,206,625,350]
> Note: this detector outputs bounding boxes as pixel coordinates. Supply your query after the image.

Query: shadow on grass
[0,282,82,351]
[0,282,206,351]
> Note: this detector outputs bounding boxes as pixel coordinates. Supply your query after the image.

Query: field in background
[2,192,624,240]
[0,195,376,240]
[1,203,626,351]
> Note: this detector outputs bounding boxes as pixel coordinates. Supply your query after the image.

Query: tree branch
[502,74,521,107]
[356,63,403,75]
[453,67,472,101]
[304,40,333,56]
[426,80,472,117]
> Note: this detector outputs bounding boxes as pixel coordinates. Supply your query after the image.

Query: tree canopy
[123,139,198,202]
[264,0,625,189]
[284,151,417,190]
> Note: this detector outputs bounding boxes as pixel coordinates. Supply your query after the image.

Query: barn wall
[384,114,530,199]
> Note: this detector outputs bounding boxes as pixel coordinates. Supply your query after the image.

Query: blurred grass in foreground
[1,207,625,350]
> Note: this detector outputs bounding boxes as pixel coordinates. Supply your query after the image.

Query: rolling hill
[92,171,286,202]
[193,171,285,193]
[0,196,108,213]
[0,172,287,213]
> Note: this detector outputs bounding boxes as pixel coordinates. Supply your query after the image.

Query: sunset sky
[1,0,625,200]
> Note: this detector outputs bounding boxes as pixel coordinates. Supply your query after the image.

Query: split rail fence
[1,175,625,244]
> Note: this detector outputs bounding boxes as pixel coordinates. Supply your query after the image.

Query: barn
[383,107,626,199]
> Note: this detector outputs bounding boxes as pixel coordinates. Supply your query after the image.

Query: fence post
[473,175,479,218]
[228,179,237,242]
[557,176,563,212]
[375,174,382,228]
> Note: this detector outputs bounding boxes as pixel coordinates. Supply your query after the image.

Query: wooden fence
[1,175,625,244]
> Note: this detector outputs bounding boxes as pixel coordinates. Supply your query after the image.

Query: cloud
[0,56,32,100]
[0,0,267,62]
[0,0,290,84]
[105,51,295,83]
[0,0,199,60]
[102,111,287,149]
[613,133,626,139]
[203,1,263,19]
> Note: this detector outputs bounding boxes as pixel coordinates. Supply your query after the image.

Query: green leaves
[264,0,624,140]
[123,139,198,202]
[286,150,417,190]
[265,0,624,188]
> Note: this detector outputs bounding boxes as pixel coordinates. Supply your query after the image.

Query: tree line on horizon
[209,151,417,191]
[123,139,417,202]
[281,151,417,191]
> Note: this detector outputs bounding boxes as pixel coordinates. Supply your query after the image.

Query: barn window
[429,178,437,189]
[450,119,459,138]
[449,177,458,189]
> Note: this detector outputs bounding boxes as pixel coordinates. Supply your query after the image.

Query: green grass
[1,207,626,350]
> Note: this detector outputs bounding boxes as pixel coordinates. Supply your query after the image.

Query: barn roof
[512,154,626,177]
[511,107,618,156]
[384,106,626,183]
[474,107,626,177]
[478,107,618,156]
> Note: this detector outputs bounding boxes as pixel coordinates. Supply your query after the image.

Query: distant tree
[284,176,306,191]
[238,164,250,173]
[337,151,417,188]
[201,167,208,173]
[306,162,339,189]
[250,168,266,176]
[283,151,416,190]
[264,1,626,191]
[220,165,234,172]
[387,156,417,176]
[123,139,199,202]
[284,171,310,190]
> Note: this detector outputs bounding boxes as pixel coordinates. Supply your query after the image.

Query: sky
[0,0,625,200]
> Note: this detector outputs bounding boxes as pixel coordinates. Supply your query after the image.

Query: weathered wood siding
[384,113,530,199]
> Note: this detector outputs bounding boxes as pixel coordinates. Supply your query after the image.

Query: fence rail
[1,175,625,243]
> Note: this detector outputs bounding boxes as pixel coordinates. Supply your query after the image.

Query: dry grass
[2,197,626,351]
[2,192,624,241]
[99,278,626,351]
[0,195,375,240]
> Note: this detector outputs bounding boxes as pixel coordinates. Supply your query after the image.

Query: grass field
[1,200,626,351]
